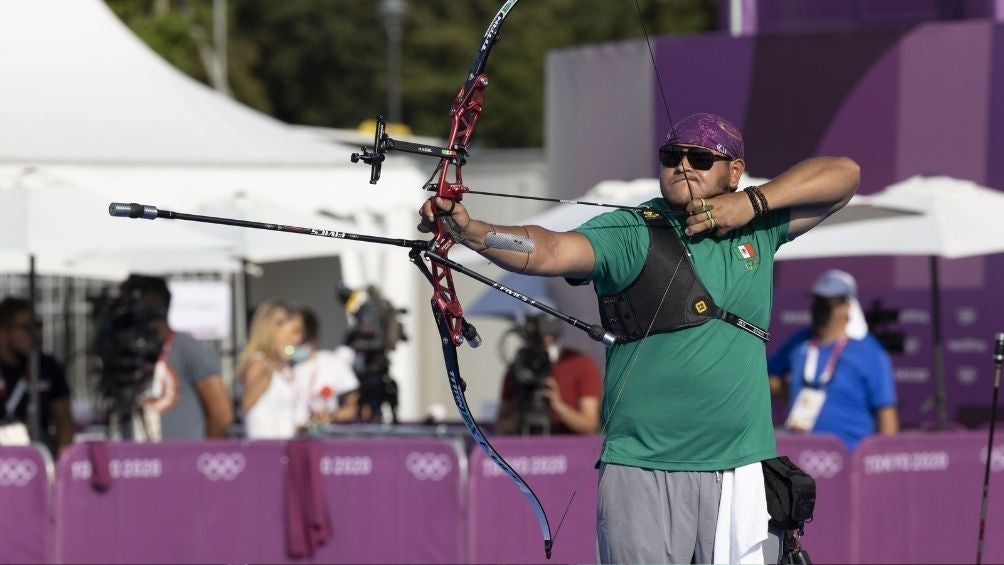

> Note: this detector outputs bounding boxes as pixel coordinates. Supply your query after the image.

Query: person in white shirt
[238,300,304,439]
[292,307,360,428]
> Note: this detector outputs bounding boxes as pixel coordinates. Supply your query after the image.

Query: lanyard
[802,336,848,388]
[159,332,175,364]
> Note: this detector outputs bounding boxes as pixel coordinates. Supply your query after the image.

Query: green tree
[106,0,717,147]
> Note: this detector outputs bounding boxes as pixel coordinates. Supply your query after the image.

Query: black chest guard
[596,210,769,343]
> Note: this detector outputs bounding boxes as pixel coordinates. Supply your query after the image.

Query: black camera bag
[762,456,816,531]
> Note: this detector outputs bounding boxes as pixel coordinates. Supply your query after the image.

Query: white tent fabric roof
[0,0,342,166]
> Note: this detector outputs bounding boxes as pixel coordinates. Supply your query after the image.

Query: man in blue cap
[769,269,899,451]
[420,112,860,563]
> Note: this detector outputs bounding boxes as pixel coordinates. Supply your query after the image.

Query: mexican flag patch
[736,242,756,259]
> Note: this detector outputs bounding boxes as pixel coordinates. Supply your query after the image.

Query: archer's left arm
[761,156,860,240]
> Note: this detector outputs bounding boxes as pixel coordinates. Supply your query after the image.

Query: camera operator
[768,269,898,450]
[0,297,73,455]
[495,316,602,436]
[100,275,232,441]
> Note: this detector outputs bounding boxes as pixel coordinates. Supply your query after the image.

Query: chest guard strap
[596,211,769,344]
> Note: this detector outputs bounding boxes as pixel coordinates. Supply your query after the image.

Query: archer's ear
[730,159,746,186]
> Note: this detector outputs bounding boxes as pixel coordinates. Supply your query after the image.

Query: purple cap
[664,113,744,160]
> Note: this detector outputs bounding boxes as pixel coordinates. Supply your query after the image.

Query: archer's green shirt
[574,198,789,471]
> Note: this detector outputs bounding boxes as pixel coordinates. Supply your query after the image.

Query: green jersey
[574,198,789,471]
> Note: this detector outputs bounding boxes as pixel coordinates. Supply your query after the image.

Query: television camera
[503,315,563,435]
[340,285,407,423]
[91,275,168,439]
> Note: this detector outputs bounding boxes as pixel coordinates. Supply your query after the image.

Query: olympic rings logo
[797,450,844,479]
[405,452,453,481]
[979,446,1004,473]
[196,452,246,481]
[0,458,37,487]
[956,307,978,326]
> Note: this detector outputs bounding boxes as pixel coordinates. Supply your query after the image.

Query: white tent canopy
[0,0,337,166]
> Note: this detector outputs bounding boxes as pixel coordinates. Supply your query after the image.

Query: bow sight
[350,115,465,185]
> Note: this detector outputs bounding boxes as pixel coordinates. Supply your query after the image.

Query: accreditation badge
[785,388,826,432]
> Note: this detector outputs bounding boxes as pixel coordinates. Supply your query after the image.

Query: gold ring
[708,217,717,230]
[705,210,714,222]
[700,198,707,209]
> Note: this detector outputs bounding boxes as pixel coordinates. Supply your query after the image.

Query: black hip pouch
[762,456,816,529]
[763,456,817,564]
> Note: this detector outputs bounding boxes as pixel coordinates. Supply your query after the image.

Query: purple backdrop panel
[813,35,900,197]
[990,24,1004,192]
[54,439,463,565]
[54,440,289,564]
[306,437,463,564]
[896,22,993,187]
[0,445,50,564]
[652,34,756,177]
[776,433,851,564]
[468,436,599,564]
[851,432,1004,563]
[942,288,1004,427]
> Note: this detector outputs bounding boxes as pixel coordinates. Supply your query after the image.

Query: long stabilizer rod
[108,202,616,348]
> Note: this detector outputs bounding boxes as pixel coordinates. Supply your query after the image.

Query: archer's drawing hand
[683,191,755,237]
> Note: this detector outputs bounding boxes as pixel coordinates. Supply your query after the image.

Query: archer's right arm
[419,197,595,279]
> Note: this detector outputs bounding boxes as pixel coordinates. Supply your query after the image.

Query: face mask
[547,343,560,363]
[810,300,833,330]
[289,345,312,364]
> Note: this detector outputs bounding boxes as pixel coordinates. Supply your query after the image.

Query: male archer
[419,113,859,564]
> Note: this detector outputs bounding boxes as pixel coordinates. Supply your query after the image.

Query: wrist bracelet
[744,187,762,216]
[753,185,769,214]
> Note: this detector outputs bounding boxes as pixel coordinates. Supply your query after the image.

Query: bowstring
[552,0,697,545]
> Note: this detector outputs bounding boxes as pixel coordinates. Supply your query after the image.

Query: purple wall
[720,0,1003,36]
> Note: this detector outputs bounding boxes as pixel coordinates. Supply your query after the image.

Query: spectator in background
[238,300,304,439]
[0,297,73,455]
[768,269,899,450]
[124,275,233,440]
[292,307,360,428]
[495,316,602,436]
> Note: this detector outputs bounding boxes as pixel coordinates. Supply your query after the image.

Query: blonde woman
[238,300,304,439]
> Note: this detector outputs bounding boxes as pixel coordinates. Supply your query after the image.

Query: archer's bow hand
[419,196,472,237]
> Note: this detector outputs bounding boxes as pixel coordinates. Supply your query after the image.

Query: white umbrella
[777,175,999,260]
[0,167,234,279]
[777,175,1004,429]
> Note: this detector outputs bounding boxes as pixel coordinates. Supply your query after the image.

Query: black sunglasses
[659,145,732,170]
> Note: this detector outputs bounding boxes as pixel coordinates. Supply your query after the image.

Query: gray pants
[597,463,783,564]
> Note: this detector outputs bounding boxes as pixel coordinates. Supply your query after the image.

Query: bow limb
[432,301,553,559]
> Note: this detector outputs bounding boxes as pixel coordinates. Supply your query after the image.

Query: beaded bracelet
[753,185,769,214]
[743,186,762,216]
